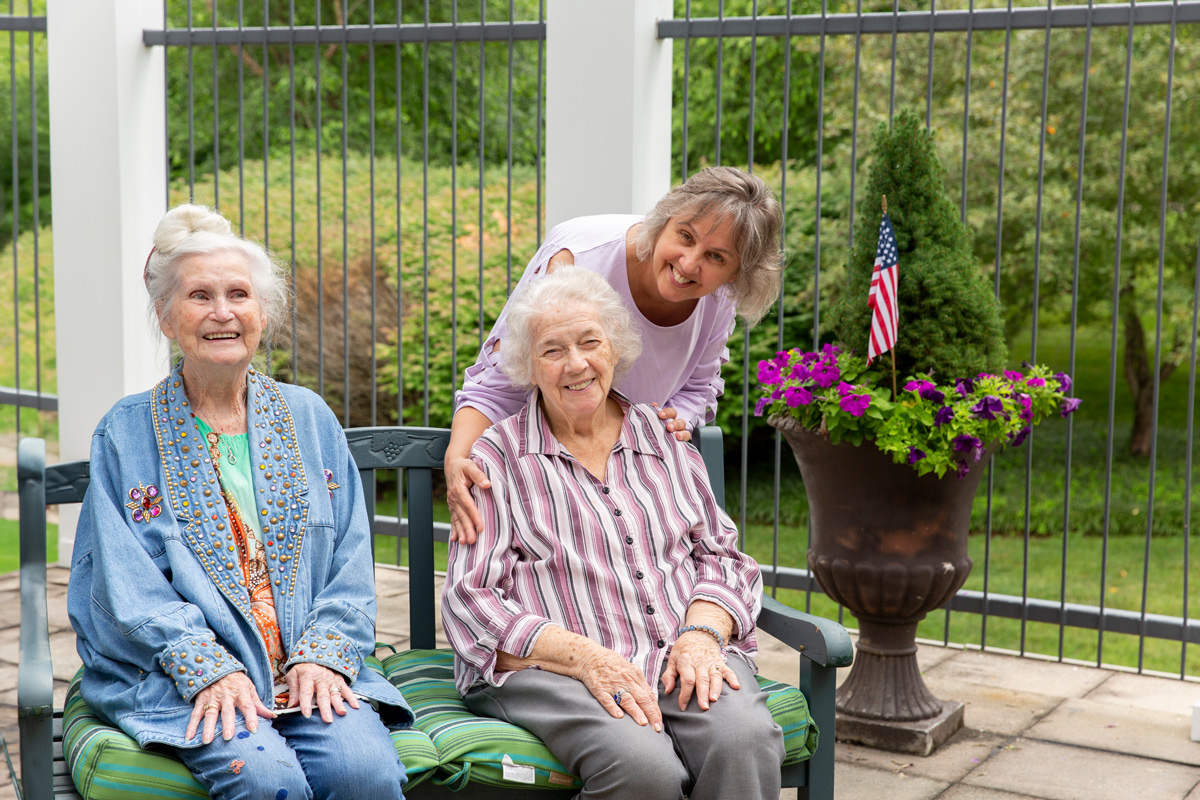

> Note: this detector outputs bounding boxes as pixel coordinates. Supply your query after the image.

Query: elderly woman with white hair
[67,204,412,800]
[446,165,785,544]
[442,266,784,800]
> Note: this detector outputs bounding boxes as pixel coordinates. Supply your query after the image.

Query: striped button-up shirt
[443,392,763,696]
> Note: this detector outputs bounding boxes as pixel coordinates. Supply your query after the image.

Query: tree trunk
[1122,294,1177,457]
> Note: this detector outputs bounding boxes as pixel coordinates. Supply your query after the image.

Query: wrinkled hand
[186,672,275,744]
[661,631,740,711]
[576,647,663,732]
[447,455,490,545]
[653,404,692,443]
[286,663,360,723]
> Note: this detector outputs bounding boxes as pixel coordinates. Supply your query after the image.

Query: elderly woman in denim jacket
[67,204,411,800]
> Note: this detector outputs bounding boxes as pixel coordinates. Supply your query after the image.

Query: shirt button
[636,571,644,579]
[626,536,634,545]
[614,509,622,516]
[602,486,610,494]
[657,639,666,648]
[646,605,655,615]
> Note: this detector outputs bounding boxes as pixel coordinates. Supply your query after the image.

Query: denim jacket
[67,362,413,748]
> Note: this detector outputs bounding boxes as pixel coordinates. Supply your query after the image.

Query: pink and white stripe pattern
[868,213,899,362]
[442,393,762,697]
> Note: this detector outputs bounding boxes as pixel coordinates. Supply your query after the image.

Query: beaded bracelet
[677,624,725,651]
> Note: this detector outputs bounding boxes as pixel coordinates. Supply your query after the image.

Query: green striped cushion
[381,649,818,790]
[62,666,439,799]
[383,650,584,791]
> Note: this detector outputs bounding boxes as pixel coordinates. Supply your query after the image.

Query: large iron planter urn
[770,415,988,754]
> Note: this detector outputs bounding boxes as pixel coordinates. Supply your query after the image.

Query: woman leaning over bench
[442,266,785,800]
[66,204,413,800]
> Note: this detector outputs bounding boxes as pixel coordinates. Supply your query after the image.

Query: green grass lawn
[0,518,58,574]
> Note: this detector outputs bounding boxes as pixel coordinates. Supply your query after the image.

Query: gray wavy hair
[500,266,643,391]
[144,204,290,346]
[636,166,784,327]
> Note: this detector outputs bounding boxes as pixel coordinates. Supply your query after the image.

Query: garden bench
[17,425,853,800]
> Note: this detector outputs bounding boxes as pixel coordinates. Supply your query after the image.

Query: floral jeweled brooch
[324,468,340,499]
[126,483,164,523]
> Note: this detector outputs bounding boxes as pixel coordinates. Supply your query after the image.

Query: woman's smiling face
[649,213,741,304]
[159,251,266,374]
[531,304,617,426]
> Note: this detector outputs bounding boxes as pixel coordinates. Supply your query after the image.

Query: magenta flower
[757,359,782,385]
[821,343,841,359]
[1027,377,1046,387]
[933,405,955,427]
[953,434,985,462]
[839,393,870,417]
[784,386,814,408]
[836,381,856,397]
[754,397,771,417]
[810,362,840,388]
[907,447,926,465]
[1004,370,1023,381]
[1061,397,1083,417]
[971,395,1005,420]
[1017,393,1033,422]
[1054,372,1073,394]
[955,377,975,397]
[1010,426,1031,447]
[905,379,934,394]
[789,362,811,381]
[771,388,783,400]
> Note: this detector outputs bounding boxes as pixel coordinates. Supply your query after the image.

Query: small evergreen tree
[827,110,1007,382]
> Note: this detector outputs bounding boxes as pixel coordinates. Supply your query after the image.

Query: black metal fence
[5,0,1200,679]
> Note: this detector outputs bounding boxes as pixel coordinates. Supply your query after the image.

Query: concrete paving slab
[0,664,15,694]
[1084,671,1200,718]
[833,761,948,800]
[923,672,1063,737]
[837,727,1009,784]
[0,573,18,593]
[754,629,805,686]
[937,785,1045,800]
[0,592,16,632]
[47,567,70,586]
[915,640,962,673]
[1185,779,1200,799]
[925,648,1112,699]
[961,738,1200,800]
[1028,698,1200,766]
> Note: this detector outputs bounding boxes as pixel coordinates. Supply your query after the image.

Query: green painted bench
[17,426,853,799]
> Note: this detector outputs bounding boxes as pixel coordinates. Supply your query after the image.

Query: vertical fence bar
[813,0,825,347]
[369,0,378,425]
[535,0,543,243]
[395,1,404,428]
[212,0,220,208]
[506,0,514,291]
[289,0,298,376]
[1019,0,1055,657]
[741,0,758,588]
[452,0,460,387]
[771,0,792,592]
[848,0,862,250]
[188,0,195,197]
[316,0,325,397]
[1099,0,1138,669]
[341,0,350,427]
[238,0,246,230]
[262,0,269,251]
[477,0,485,355]
[926,0,935,128]
[959,0,972,223]
[715,0,723,165]
[164,0,171,208]
[681,0,691,182]
[8,0,18,438]
[421,0,430,426]
[1061,0,1094,663]
[888,0,898,122]
[28,0,39,403]
[1138,0,1179,674]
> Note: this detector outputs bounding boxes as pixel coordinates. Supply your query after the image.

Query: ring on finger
[202,703,219,713]
[613,689,627,705]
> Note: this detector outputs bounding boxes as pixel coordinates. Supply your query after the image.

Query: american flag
[867,214,899,363]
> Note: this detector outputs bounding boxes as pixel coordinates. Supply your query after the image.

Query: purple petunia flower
[821,343,841,359]
[1010,426,1032,447]
[1061,397,1083,417]
[953,434,985,463]
[1027,377,1046,388]
[908,447,927,465]
[955,377,976,397]
[810,362,840,388]
[836,381,856,397]
[1004,370,1023,381]
[772,350,791,370]
[956,460,971,480]
[1017,393,1033,422]
[758,360,782,385]
[784,386,814,408]
[933,405,955,427]
[789,363,811,382]
[1054,372,1073,394]
[905,379,934,394]
[920,386,946,404]
[971,395,1005,420]
[839,392,871,417]
[754,397,771,417]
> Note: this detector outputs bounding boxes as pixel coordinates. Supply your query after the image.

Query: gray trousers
[464,657,784,800]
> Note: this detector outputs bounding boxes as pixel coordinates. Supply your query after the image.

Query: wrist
[677,624,726,651]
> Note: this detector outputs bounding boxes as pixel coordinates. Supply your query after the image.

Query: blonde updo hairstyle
[500,266,643,391]
[636,166,784,327]
[145,204,290,348]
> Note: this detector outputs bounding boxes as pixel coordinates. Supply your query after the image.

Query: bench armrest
[758,594,854,669]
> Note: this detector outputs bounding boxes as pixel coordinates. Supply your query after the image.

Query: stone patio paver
[834,761,949,799]
[924,648,1113,699]
[838,727,1008,784]
[923,673,1065,737]
[1027,697,1200,766]
[1084,670,1200,717]
[960,738,1200,800]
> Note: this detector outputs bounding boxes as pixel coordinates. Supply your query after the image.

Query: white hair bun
[152,203,233,254]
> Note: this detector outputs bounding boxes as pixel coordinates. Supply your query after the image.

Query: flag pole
[883,195,898,400]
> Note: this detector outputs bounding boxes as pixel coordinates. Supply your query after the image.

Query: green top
[194,417,265,547]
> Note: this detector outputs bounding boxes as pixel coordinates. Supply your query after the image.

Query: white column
[545,0,674,230]
[47,0,167,564]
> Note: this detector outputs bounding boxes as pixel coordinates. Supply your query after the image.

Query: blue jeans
[172,704,407,800]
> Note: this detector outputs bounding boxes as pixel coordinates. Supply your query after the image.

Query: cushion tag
[501,754,536,784]
[548,771,574,786]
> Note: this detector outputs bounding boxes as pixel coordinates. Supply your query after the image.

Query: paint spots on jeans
[236,731,251,739]
[275,790,288,800]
